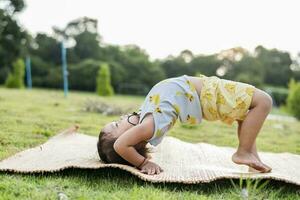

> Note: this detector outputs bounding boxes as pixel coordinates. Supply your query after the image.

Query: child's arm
[113,115,162,174]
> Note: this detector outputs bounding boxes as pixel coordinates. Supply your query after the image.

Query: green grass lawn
[0,87,299,199]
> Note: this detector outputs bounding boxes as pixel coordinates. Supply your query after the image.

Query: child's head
[97,113,149,165]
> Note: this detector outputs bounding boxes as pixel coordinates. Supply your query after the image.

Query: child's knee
[259,92,273,113]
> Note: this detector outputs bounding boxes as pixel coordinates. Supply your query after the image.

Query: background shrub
[5,59,25,88]
[287,79,300,120]
[69,59,102,91]
[96,63,114,96]
[264,86,289,106]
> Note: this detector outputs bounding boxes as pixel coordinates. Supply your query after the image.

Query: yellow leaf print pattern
[149,94,160,105]
[186,80,196,92]
[245,87,254,96]
[216,93,226,105]
[155,107,162,113]
[187,114,197,125]
[208,107,218,119]
[235,97,246,110]
[176,91,194,102]
[202,90,213,101]
[155,129,163,137]
[172,104,180,114]
[222,115,234,125]
[185,93,194,102]
[176,91,183,96]
[225,83,236,94]
[169,117,177,128]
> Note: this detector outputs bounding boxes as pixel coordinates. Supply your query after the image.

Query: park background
[1,0,300,98]
[0,0,300,199]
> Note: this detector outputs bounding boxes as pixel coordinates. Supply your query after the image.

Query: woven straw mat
[0,127,299,185]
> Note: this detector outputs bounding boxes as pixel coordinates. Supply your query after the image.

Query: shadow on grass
[1,167,299,195]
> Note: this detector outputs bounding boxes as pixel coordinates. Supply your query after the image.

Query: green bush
[287,79,300,120]
[27,56,57,88]
[236,73,264,88]
[264,86,289,106]
[44,67,62,88]
[96,63,114,96]
[0,66,10,84]
[69,59,102,91]
[5,59,25,88]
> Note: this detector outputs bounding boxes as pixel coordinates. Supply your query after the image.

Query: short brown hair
[97,129,149,166]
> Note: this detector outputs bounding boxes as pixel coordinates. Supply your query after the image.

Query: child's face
[103,114,139,138]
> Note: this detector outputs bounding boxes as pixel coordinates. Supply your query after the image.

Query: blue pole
[61,42,68,97]
[25,56,32,89]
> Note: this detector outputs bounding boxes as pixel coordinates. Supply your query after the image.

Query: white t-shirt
[138,75,203,146]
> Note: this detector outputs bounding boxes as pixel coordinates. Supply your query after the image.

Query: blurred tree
[0,0,27,83]
[287,79,300,119]
[216,47,249,79]
[96,63,114,96]
[1,0,25,14]
[29,55,55,87]
[180,49,194,63]
[107,60,126,90]
[115,45,165,93]
[160,56,189,78]
[43,67,62,88]
[53,17,98,39]
[53,17,102,62]
[30,55,51,77]
[72,30,101,60]
[255,45,293,86]
[189,54,222,77]
[68,59,102,91]
[228,55,265,88]
[99,45,127,90]
[289,52,300,81]
[26,33,61,88]
[2,4,298,94]
[30,33,61,65]
[5,58,25,88]
[160,50,222,79]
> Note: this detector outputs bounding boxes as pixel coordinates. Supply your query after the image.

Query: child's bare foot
[232,151,272,173]
[250,151,272,172]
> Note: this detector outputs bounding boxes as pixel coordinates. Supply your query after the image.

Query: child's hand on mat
[140,161,163,175]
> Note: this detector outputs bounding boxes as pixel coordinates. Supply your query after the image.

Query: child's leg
[232,89,272,172]
[237,120,271,170]
[237,120,259,158]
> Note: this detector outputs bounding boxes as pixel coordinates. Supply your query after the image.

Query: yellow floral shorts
[199,75,255,125]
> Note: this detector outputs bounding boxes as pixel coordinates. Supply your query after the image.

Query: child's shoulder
[138,113,155,140]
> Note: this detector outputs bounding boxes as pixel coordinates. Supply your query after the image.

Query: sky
[17,0,300,60]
